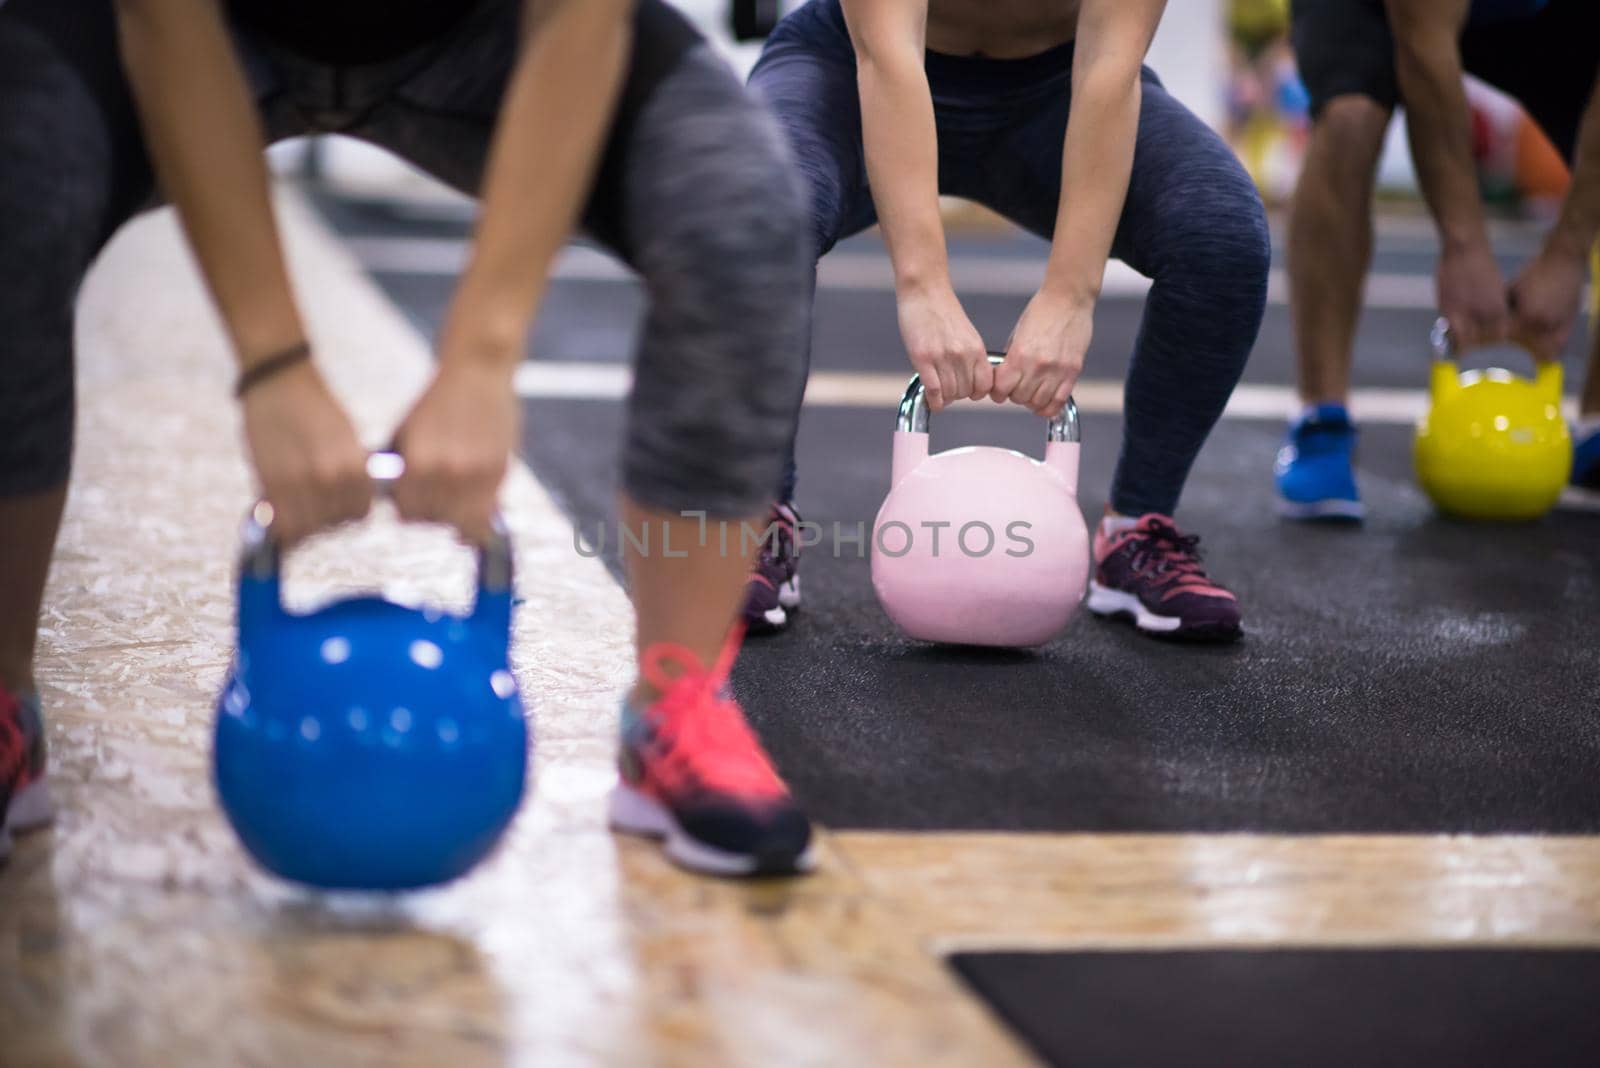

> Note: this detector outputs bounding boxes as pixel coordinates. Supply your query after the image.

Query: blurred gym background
[269,0,1576,222]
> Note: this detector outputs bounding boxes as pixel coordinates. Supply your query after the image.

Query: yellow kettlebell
[1414,318,1572,521]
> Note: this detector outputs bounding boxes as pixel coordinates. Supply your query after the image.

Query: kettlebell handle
[1430,317,1557,370]
[895,352,1080,443]
[1430,317,1455,363]
[238,451,514,595]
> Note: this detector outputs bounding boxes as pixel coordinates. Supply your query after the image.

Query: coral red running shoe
[1,684,52,862]
[1087,514,1243,643]
[609,628,814,876]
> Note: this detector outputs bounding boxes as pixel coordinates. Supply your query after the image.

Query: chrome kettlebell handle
[1430,316,1556,371]
[1430,317,1456,362]
[239,451,514,594]
[895,352,1080,443]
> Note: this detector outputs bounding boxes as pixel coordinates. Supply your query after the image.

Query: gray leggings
[751,0,1270,517]
[0,0,809,518]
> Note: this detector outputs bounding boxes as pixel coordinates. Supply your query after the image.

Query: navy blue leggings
[750,0,1270,517]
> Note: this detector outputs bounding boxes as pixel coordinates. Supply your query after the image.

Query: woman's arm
[393,0,633,540]
[841,0,945,296]
[840,0,990,409]
[997,0,1162,418]
[115,0,370,543]
[1042,0,1161,305]
[115,0,301,364]
[438,0,632,374]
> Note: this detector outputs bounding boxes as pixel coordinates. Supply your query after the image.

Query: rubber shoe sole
[0,777,55,861]
[1558,486,1600,513]
[1086,583,1243,644]
[747,577,802,635]
[608,782,816,878]
[1277,497,1365,522]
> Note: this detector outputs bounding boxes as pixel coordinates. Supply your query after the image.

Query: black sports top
[225,1,478,65]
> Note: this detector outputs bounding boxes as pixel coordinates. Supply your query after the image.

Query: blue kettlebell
[215,453,528,890]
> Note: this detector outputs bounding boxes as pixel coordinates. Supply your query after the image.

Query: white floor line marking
[512,360,1584,426]
[342,235,1452,308]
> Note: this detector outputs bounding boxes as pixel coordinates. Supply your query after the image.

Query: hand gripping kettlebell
[215,453,528,890]
[1414,319,1572,521]
[872,354,1089,648]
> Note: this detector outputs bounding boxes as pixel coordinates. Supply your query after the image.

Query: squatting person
[1277,0,1600,518]
[742,0,1270,642]
[0,0,816,876]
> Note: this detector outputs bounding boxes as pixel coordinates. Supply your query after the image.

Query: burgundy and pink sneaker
[1086,514,1242,643]
[740,502,802,634]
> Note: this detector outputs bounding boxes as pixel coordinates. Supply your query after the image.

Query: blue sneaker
[1572,422,1600,491]
[1275,404,1365,521]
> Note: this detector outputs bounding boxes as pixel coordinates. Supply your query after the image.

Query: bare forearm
[115,0,303,366]
[1043,0,1161,301]
[855,52,950,295]
[840,0,947,295]
[1387,0,1485,251]
[1044,67,1141,301]
[444,0,631,375]
[1549,75,1600,257]
[841,0,984,403]
[1396,52,1485,249]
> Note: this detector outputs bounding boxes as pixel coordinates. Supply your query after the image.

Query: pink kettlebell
[871,355,1089,648]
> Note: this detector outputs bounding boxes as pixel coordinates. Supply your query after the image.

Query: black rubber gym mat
[950,949,1600,1068]
[325,196,1600,834]
[520,400,1600,834]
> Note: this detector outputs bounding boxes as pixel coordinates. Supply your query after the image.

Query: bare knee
[1309,95,1392,186]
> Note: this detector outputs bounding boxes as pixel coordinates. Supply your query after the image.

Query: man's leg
[0,2,154,852]
[1288,95,1392,406]
[1275,93,1390,519]
[1273,0,1401,520]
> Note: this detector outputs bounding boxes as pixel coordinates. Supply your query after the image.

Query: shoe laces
[1126,517,1213,590]
[1292,416,1354,456]
[758,504,800,568]
[640,626,786,798]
